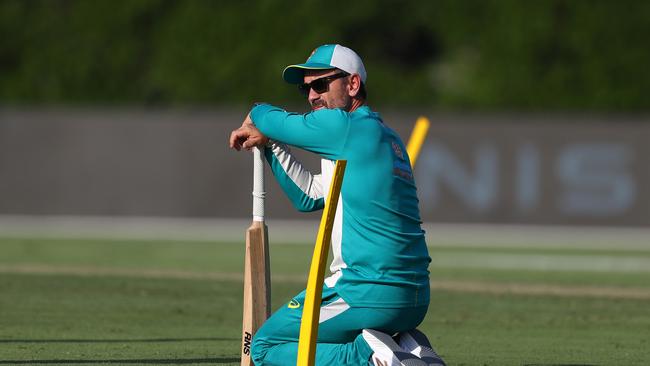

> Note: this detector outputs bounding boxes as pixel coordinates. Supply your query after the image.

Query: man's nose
[308,88,321,103]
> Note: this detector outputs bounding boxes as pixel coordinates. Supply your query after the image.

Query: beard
[310,100,327,110]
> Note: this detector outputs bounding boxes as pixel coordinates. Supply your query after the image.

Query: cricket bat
[240,146,271,366]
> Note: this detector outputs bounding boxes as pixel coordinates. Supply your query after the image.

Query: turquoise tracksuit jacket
[251,104,430,308]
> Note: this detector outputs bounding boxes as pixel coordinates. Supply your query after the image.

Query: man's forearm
[264,141,325,212]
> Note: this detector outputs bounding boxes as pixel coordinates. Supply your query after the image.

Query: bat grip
[252,146,265,222]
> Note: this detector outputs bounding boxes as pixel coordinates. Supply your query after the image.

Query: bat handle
[252,146,265,222]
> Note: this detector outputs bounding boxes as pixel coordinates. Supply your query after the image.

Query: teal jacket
[251,104,430,308]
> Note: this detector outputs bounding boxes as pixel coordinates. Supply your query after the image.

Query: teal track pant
[251,286,428,366]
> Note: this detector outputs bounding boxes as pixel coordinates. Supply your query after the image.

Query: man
[229,44,445,366]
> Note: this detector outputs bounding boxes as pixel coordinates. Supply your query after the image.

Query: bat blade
[241,220,270,366]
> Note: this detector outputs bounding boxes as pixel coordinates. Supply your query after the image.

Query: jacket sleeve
[264,141,324,212]
[250,103,350,160]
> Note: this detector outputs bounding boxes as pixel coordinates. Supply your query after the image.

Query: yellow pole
[296,160,347,366]
[406,116,430,167]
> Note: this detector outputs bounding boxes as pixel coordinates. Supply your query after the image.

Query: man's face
[303,69,352,111]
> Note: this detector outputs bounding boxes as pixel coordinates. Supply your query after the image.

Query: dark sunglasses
[298,72,349,96]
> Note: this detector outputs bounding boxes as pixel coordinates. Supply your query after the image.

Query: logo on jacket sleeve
[288,299,301,309]
[392,141,405,160]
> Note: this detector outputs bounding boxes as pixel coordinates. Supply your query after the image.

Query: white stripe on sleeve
[268,141,323,200]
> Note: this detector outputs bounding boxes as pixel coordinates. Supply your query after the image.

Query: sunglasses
[298,72,349,96]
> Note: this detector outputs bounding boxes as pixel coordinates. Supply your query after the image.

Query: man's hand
[229,113,269,151]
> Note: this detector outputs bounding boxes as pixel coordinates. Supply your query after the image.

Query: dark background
[2,0,649,111]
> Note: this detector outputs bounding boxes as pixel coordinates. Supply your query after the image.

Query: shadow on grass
[0,337,234,343]
[0,358,239,364]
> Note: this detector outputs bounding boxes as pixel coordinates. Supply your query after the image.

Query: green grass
[1,236,649,365]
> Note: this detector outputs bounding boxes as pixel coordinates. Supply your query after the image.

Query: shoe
[362,329,427,366]
[397,329,446,366]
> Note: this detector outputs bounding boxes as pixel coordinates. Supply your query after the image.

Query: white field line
[0,215,317,244]
[1,264,650,300]
[1,215,649,251]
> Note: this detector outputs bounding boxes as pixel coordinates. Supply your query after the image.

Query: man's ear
[348,74,362,97]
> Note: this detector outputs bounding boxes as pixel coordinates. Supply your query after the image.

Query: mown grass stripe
[432,253,650,272]
[2,264,649,300]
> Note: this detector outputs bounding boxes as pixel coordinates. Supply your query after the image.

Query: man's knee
[250,331,270,365]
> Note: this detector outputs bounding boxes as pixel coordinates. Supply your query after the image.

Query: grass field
[1,225,649,365]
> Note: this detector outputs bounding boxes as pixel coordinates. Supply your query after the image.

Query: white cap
[282,44,367,84]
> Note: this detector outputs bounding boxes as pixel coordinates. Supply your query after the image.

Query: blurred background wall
[1,0,649,226]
